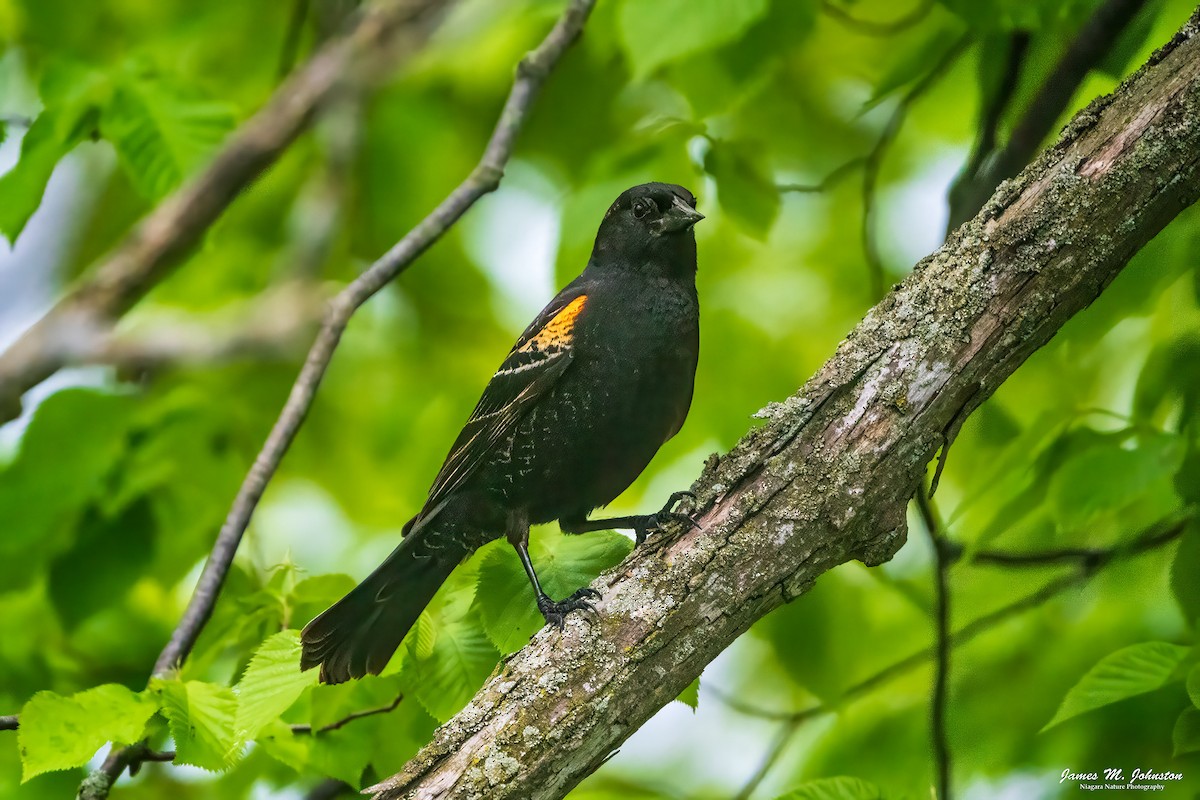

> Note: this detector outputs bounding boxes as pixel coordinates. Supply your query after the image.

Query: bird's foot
[538,587,601,630]
[633,490,700,546]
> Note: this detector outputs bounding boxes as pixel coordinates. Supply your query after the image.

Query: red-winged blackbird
[301,182,703,684]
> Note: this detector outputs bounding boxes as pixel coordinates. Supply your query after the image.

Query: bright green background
[2,0,1200,798]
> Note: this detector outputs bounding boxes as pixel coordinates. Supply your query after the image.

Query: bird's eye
[632,199,654,219]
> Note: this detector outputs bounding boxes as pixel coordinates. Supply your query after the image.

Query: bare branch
[0,715,16,731]
[74,3,595,794]
[820,0,935,36]
[370,15,1200,797]
[916,488,952,800]
[0,0,449,422]
[715,514,1187,793]
[290,694,404,734]
[56,283,326,372]
[152,0,596,681]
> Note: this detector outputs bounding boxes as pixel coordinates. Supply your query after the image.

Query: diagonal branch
[290,693,405,734]
[151,0,597,681]
[75,2,596,797]
[370,13,1200,799]
[718,513,1188,796]
[0,0,449,422]
[948,0,1152,228]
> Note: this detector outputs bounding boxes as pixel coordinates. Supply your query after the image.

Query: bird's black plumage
[301,182,703,683]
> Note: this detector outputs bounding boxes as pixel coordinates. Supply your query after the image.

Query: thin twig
[0,0,448,422]
[0,715,17,731]
[917,487,952,800]
[712,516,1189,794]
[152,0,595,680]
[291,694,404,734]
[948,0,1151,227]
[777,157,866,194]
[77,1,595,796]
[732,717,803,800]
[862,35,970,298]
[820,0,935,36]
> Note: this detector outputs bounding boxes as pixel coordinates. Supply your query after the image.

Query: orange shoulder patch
[520,295,587,353]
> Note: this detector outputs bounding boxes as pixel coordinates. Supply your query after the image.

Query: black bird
[301,182,704,684]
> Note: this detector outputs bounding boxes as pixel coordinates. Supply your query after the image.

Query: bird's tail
[300,520,461,684]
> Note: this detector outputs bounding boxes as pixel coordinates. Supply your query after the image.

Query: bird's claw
[634,490,701,546]
[538,587,601,630]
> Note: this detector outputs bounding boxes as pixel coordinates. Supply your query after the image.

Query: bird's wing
[418,288,590,517]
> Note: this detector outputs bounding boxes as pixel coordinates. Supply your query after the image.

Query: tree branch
[713,513,1187,794]
[0,715,16,731]
[916,488,952,800]
[150,0,596,681]
[948,0,1152,228]
[0,0,448,422]
[370,14,1200,798]
[290,694,404,734]
[55,283,326,372]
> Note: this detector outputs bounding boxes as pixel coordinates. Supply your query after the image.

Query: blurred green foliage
[1,0,1200,797]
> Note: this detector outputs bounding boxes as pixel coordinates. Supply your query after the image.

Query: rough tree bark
[371,12,1200,800]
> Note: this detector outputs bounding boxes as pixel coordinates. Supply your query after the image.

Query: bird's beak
[659,195,704,233]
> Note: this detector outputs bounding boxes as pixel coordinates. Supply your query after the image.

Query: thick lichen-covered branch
[371,12,1200,800]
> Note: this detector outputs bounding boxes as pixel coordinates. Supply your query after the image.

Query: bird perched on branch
[301,182,704,684]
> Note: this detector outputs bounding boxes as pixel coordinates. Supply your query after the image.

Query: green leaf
[1188,663,1200,708]
[1047,433,1184,530]
[676,676,699,710]
[617,0,770,79]
[936,0,1092,31]
[235,631,318,742]
[1042,642,1191,731]
[263,675,407,785]
[0,390,135,591]
[405,616,499,723]
[1171,519,1200,625]
[47,498,156,629]
[1134,334,1200,423]
[0,61,109,241]
[154,678,241,771]
[862,21,965,110]
[102,66,235,200]
[18,685,158,781]
[703,139,780,240]
[774,776,885,800]
[1174,707,1200,756]
[476,531,632,654]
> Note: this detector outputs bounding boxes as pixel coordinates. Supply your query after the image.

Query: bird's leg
[506,511,600,629]
[559,490,699,545]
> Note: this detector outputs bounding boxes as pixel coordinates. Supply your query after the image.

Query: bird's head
[591,183,703,275]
